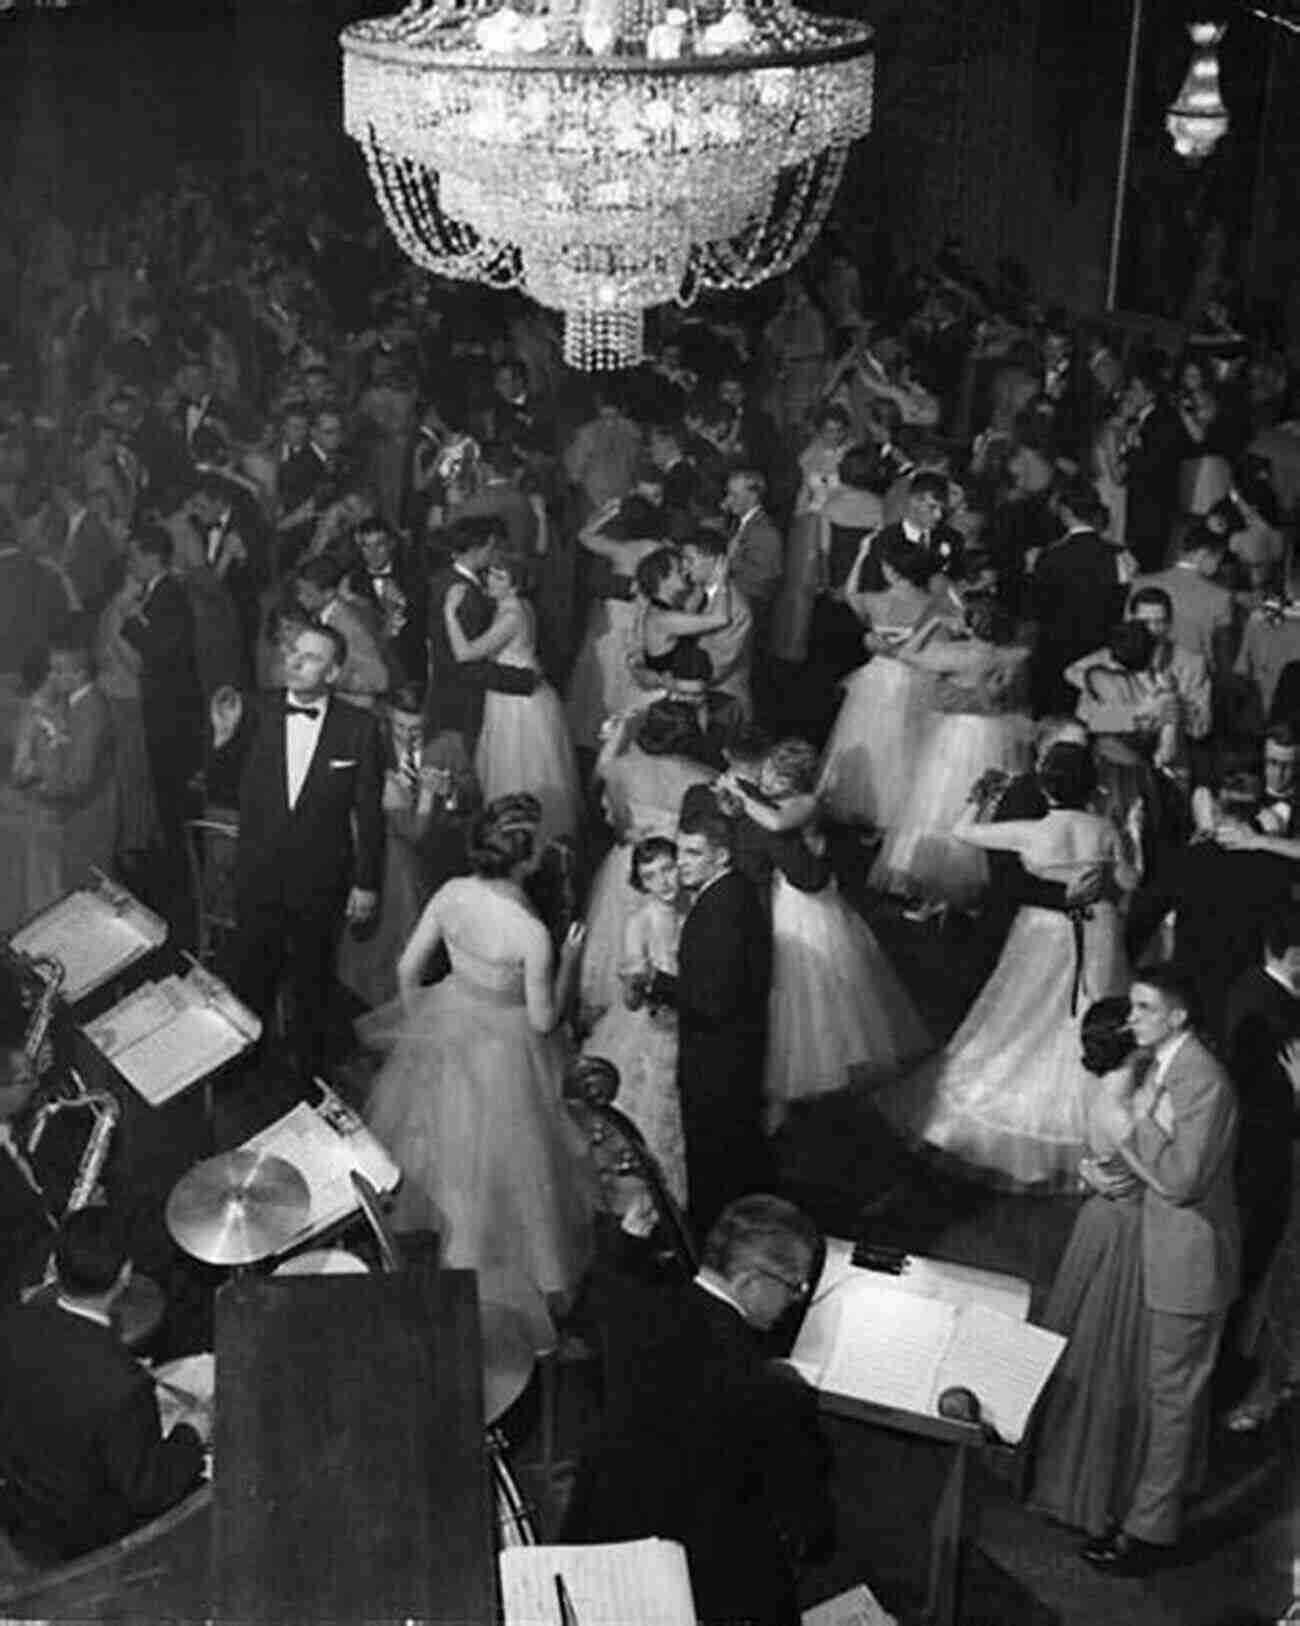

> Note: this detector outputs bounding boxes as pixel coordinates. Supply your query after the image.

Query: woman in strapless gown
[446,548,580,847]
[363,796,597,1355]
[872,744,1136,1189]
[819,535,955,832]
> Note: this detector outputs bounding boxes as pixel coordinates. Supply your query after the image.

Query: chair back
[183,812,239,965]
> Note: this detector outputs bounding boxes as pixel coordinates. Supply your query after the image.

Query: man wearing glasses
[564,1195,831,1626]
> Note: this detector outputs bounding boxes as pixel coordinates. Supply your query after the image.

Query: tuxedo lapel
[292,700,341,812]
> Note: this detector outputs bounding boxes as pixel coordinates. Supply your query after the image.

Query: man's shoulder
[1169,644,1209,682]
[1167,1033,1231,1095]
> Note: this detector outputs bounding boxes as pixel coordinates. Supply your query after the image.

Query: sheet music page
[12,893,152,1001]
[85,977,185,1059]
[500,1539,696,1626]
[933,1305,1065,1445]
[802,1582,898,1626]
[893,1257,1031,1323]
[816,1278,954,1413]
[114,1004,248,1106]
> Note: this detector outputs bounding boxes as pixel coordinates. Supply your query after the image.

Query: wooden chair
[182,811,239,966]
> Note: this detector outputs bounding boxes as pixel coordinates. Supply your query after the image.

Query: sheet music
[85,977,185,1059]
[812,1240,1030,1322]
[933,1305,1065,1445]
[500,1539,696,1626]
[11,893,155,1002]
[114,1005,248,1106]
[244,1102,399,1241]
[816,1281,954,1414]
[802,1582,898,1626]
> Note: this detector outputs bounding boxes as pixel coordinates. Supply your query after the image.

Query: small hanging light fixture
[1165,19,1230,162]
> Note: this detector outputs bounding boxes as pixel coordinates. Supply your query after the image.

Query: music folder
[84,959,261,1107]
[9,872,167,1003]
[500,1538,696,1626]
[791,1241,1064,1445]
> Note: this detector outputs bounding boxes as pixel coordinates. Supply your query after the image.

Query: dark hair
[629,834,678,892]
[812,403,851,432]
[1108,621,1155,673]
[1264,906,1300,961]
[682,531,728,562]
[725,722,772,765]
[635,546,681,604]
[466,793,540,878]
[669,643,714,684]
[1265,721,1296,752]
[443,515,503,559]
[1180,522,1226,559]
[879,533,933,589]
[837,444,877,492]
[480,438,520,479]
[19,644,50,696]
[677,802,734,859]
[1038,740,1096,809]
[1080,996,1136,1077]
[702,1194,820,1281]
[967,600,1016,647]
[1131,964,1198,1027]
[296,555,345,592]
[1054,474,1108,532]
[728,466,767,502]
[635,699,705,758]
[131,522,173,566]
[1128,585,1173,621]
[764,738,819,795]
[909,470,948,506]
[486,544,533,595]
[388,681,426,717]
[356,520,396,553]
[54,1207,129,1298]
[297,621,348,669]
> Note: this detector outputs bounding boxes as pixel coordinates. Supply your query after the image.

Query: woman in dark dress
[1026,996,1149,1535]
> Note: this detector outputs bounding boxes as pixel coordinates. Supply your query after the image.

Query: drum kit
[163,1148,537,1428]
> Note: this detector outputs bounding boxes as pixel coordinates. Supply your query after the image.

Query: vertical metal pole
[1106,0,1147,310]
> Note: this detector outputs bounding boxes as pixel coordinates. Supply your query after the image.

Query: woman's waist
[448,965,528,1006]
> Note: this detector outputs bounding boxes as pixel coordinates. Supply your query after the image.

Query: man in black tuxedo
[118,524,205,894]
[1223,908,1300,1315]
[1028,476,1128,716]
[860,470,966,591]
[210,624,383,1078]
[0,1208,205,1560]
[1119,359,1184,574]
[563,1194,831,1626]
[650,798,772,1233]
[349,521,429,691]
[424,516,536,758]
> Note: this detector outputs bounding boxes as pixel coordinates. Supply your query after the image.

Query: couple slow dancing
[427,516,578,845]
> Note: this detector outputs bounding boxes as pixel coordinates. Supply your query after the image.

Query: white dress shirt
[285,697,328,809]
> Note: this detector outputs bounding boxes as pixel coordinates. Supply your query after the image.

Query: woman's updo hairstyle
[1107,621,1155,674]
[1080,996,1136,1077]
[1037,740,1097,810]
[635,546,681,604]
[467,793,541,878]
[628,834,677,892]
[764,738,819,796]
[487,543,534,596]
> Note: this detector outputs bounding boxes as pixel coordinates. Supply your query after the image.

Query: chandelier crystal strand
[342,0,875,368]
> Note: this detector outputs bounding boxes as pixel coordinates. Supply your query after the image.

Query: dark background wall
[0,0,1294,325]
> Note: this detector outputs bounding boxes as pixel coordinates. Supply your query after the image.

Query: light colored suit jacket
[697,579,754,717]
[1130,566,1235,671]
[727,509,784,614]
[1121,1033,1241,1315]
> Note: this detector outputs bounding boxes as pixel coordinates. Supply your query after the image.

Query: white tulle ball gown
[871,808,1132,1189]
[363,878,597,1352]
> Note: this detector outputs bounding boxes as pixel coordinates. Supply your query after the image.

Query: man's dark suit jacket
[1123,400,1184,572]
[856,520,966,592]
[348,558,430,691]
[563,1280,829,1626]
[0,551,68,679]
[0,1300,203,1559]
[1029,529,1125,715]
[1223,964,1300,1296]
[217,693,384,919]
[654,860,772,1231]
[120,574,205,765]
[423,564,534,741]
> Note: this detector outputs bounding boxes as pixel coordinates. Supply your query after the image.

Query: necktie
[400,744,421,797]
[285,703,322,720]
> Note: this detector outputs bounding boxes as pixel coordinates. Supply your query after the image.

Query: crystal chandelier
[341,0,875,369]
[1165,20,1229,163]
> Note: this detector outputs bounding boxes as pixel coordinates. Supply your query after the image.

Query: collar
[902,518,929,544]
[1263,963,1298,999]
[1062,523,1093,538]
[692,863,732,902]
[310,442,330,465]
[285,690,329,714]
[453,562,481,586]
[732,504,761,531]
[1136,401,1155,427]
[693,1271,749,1323]
[55,1295,113,1330]
[1151,1029,1190,1084]
[68,681,95,707]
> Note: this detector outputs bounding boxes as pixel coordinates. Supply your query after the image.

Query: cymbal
[166,1150,311,1267]
[480,1300,539,1425]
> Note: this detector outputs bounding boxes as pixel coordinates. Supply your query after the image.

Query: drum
[271,1249,370,1278]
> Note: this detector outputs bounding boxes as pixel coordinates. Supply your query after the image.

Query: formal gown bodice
[493,602,541,672]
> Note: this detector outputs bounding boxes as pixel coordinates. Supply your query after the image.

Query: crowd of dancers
[1,160,1299,1584]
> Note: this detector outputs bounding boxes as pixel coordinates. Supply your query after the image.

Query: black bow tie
[285,702,322,720]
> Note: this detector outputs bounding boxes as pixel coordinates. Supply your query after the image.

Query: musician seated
[0,1208,206,1561]
[0,990,53,1305]
[562,1194,832,1626]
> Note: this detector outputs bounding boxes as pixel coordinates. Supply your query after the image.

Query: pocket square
[328,758,358,769]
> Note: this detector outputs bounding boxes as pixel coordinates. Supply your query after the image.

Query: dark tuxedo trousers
[217,694,383,1075]
[675,869,772,1233]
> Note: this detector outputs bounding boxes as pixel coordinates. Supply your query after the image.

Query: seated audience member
[0,1208,206,1560]
[563,1194,831,1626]
[1129,524,1236,674]
[0,624,117,933]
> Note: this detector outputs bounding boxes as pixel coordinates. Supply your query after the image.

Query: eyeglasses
[753,1266,812,1301]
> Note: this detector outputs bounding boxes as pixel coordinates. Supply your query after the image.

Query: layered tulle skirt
[820,658,933,830]
[582,1001,686,1206]
[871,903,1129,1189]
[364,971,597,1352]
[477,679,581,846]
[579,842,640,1025]
[566,599,639,751]
[870,710,1033,906]
[765,875,931,1107]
